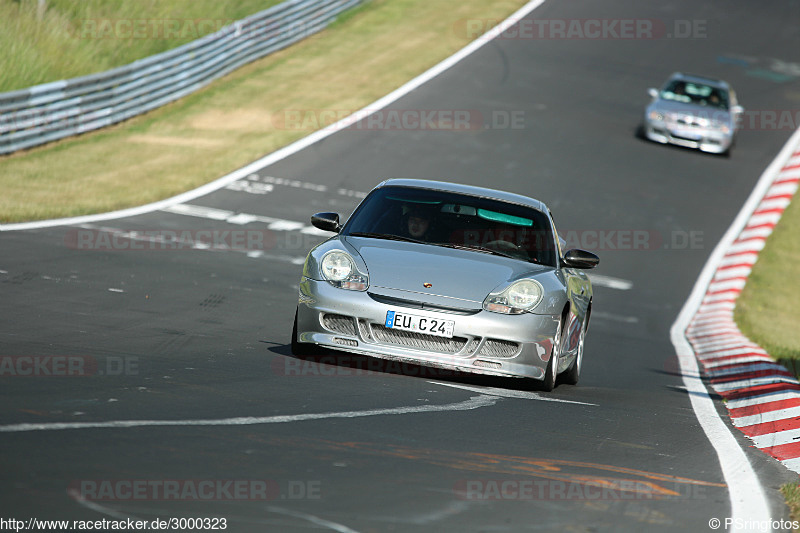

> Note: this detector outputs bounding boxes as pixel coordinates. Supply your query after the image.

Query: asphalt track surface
[3,0,800,531]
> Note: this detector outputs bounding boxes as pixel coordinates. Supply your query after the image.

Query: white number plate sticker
[385,310,454,338]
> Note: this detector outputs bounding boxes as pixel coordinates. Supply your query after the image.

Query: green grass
[0,0,283,92]
[735,191,800,361]
[0,0,527,222]
[782,483,800,529]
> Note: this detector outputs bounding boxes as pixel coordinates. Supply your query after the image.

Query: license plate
[671,129,702,140]
[385,310,455,338]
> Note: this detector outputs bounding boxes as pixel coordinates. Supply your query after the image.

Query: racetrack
[3,0,800,531]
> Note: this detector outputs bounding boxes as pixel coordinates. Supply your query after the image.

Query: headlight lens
[712,121,730,134]
[320,251,368,291]
[483,279,543,314]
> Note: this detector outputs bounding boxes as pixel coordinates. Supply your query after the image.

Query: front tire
[562,319,585,385]
[541,318,563,392]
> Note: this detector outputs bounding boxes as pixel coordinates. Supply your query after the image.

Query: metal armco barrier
[0,0,362,155]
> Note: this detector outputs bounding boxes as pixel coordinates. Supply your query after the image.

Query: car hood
[346,236,547,307]
[649,100,732,122]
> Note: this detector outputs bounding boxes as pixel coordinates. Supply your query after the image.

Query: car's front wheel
[541,318,563,392]
[562,317,586,385]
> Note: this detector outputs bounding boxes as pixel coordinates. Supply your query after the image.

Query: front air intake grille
[473,360,502,369]
[464,338,481,354]
[369,323,467,354]
[358,319,373,341]
[322,313,356,336]
[479,339,521,358]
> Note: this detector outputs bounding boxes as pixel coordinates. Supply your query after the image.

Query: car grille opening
[473,360,502,369]
[322,313,356,336]
[333,337,358,347]
[464,338,481,354]
[366,323,467,354]
[479,339,521,358]
[671,132,702,142]
[358,319,374,341]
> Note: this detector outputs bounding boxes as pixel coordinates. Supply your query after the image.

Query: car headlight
[648,110,665,122]
[320,250,368,291]
[483,279,544,314]
[712,121,731,134]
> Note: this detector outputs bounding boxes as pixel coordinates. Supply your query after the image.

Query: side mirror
[648,88,659,99]
[311,212,340,233]
[731,105,744,115]
[563,249,599,269]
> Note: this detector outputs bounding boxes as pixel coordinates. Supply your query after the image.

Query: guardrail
[0,0,362,155]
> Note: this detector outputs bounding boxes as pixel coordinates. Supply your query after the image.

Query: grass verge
[0,0,283,92]
[734,189,800,361]
[781,483,800,529]
[0,0,526,222]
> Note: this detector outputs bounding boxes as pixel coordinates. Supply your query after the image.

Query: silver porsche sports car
[643,72,744,155]
[291,179,598,390]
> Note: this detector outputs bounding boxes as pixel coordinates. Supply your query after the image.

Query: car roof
[375,178,549,213]
[668,72,731,90]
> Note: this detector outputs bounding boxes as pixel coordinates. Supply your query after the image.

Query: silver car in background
[643,72,744,155]
[291,179,599,391]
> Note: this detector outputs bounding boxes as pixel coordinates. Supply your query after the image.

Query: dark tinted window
[660,80,729,110]
[343,186,557,266]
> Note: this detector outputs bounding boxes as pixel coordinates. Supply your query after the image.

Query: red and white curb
[686,142,800,474]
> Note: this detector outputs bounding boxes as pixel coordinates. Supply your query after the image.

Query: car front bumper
[295,278,561,380]
[644,120,733,154]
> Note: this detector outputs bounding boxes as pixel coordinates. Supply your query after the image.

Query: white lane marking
[591,311,639,324]
[428,381,597,406]
[107,288,124,293]
[228,175,369,199]
[0,395,498,433]
[586,273,633,291]
[225,174,276,195]
[77,224,308,265]
[164,203,233,220]
[0,0,549,232]
[160,204,329,235]
[267,507,361,533]
[670,127,800,528]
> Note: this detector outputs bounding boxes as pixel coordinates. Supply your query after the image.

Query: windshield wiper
[347,232,426,245]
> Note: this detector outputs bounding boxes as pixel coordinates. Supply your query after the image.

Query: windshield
[659,80,729,110]
[342,185,558,267]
